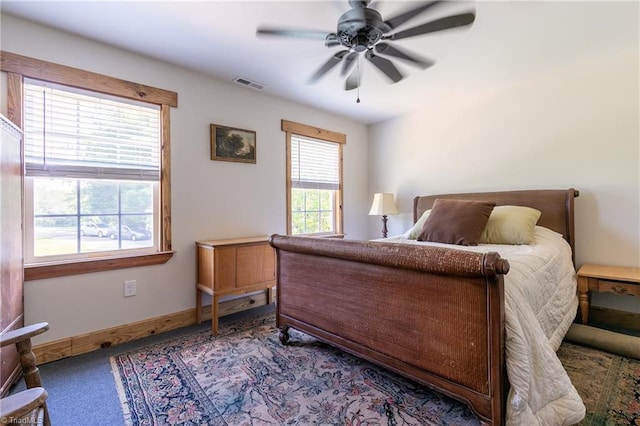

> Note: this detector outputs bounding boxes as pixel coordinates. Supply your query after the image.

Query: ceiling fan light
[352,35,369,52]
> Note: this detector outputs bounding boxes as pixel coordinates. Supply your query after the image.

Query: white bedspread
[385,226,585,425]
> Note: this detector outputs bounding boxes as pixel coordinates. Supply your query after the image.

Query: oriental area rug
[111,313,639,425]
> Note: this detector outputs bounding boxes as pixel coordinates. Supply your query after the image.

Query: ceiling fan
[256,0,476,96]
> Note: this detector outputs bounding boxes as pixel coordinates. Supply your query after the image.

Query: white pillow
[404,209,431,240]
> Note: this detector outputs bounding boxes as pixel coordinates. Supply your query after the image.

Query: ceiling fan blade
[383,1,442,30]
[374,43,434,69]
[345,68,359,91]
[385,13,476,41]
[309,50,349,83]
[365,50,403,83]
[341,52,357,76]
[256,26,331,41]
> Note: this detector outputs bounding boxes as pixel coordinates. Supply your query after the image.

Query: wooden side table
[576,263,640,324]
[196,236,276,335]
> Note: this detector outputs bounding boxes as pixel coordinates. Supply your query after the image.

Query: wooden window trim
[1,52,177,107]
[24,252,174,281]
[1,51,177,279]
[281,120,346,145]
[281,119,345,236]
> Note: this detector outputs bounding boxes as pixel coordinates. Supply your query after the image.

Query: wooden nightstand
[577,264,640,324]
[196,236,276,335]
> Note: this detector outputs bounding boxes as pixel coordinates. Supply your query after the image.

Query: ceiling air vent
[233,77,265,91]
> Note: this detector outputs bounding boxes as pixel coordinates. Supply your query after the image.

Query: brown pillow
[417,199,496,246]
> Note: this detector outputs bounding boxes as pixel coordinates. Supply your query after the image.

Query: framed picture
[210,124,256,164]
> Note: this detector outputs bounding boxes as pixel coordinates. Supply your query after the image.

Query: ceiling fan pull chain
[356,54,361,103]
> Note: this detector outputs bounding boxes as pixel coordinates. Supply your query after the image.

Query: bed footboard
[269,235,510,425]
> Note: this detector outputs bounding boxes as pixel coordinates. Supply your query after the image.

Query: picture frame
[210,123,256,164]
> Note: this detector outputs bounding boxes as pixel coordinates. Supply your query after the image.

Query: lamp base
[381,215,388,238]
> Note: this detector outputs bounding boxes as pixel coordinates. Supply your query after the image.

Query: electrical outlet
[124,280,136,297]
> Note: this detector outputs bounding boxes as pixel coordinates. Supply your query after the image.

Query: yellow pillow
[405,209,431,240]
[480,205,542,245]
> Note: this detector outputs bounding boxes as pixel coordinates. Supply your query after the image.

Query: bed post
[279,326,290,345]
[484,252,508,426]
[566,188,579,265]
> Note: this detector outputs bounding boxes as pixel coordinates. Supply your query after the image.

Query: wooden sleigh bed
[269,189,580,426]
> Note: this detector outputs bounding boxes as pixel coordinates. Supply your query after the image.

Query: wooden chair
[0,323,50,426]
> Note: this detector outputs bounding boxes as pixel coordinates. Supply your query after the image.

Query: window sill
[299,233,345,239]
[24,251,175,281]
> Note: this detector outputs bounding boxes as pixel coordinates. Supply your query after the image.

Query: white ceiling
[0,1,627,124]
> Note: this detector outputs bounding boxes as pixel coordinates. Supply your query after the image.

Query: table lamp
[369,193,399,238]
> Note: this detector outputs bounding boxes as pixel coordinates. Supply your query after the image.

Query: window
[282,120,345,236]
[24,80,159,261]
[1,51,177,279]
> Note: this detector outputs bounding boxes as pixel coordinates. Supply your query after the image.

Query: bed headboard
[413,188,580,256]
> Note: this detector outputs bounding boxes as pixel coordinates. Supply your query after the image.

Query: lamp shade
[368,193,399,216]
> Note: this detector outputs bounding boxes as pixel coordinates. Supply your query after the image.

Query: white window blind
[291,135,339,190]
[23,78,161,181]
